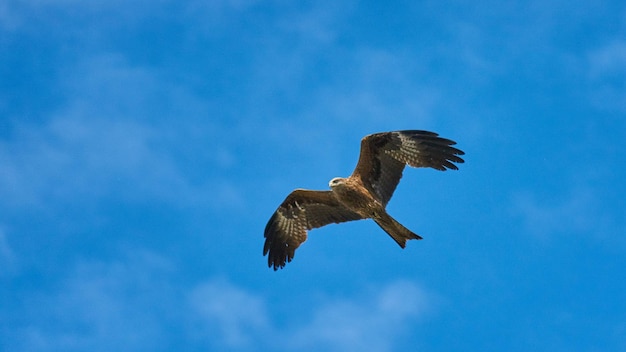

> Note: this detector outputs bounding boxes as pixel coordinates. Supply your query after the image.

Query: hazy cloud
[589,40,626,76]
[511,186,619,242]
[314,48,439,127]
[0,113,185,208]
[0,53,244,212]
[189,279,272,348]
[0,229,16,275]
[6,251,176,352]
[190,278,433,351]
[586,40,626,112]
[288,281,432,351]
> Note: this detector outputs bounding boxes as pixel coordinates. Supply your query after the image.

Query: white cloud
[189,279,271,348]
[0,0,164,33]
[0,2,19,31]
[7,261,433,352]
[3,243,434,352]
[186,0,260,15]
[511,186,620,242]
[513,190,590,238]
[7,250,176,352]
[0,114,184,208]
[275,2,352,45]
[588,41,626,77]
[0,53,245,213]
[586,40,626,112]
[288,281,432,351]
[189,278,433,351]
[314,48,439,127]
[0,228,16,275]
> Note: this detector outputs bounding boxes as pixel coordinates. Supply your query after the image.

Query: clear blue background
[2,1,625,351]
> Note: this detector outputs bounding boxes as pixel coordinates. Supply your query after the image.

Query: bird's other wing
[351,130,465,205]
[263,189,363,270]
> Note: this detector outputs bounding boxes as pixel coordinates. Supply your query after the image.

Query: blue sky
[2,0,626,351]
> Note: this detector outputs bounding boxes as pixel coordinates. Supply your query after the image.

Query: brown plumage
[263,130,464,270]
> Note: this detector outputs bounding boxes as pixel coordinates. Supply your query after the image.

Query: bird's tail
[373,212,422,248]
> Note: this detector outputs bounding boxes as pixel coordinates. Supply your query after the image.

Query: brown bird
[263,130,464,270]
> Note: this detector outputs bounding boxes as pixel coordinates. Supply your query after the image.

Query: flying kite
[263,130,464,270]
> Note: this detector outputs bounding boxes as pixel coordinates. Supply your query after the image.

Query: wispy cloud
[0,113,196,211]
[287,281,432,351]
[189,279,272,348]
[586,40,626,112]
[0,228,16,275]
[5,252,434,352]
[588,40,626,76]
[185,0,261,20]
[0,0,157,34]
[0,1,19,31]
[312,48,440,129]
[6,250,176,352]
[190,278,433,351]
[0,53,244,213]
[511,186,621,243]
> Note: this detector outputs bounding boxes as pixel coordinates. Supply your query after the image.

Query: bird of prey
[263,130,464,270]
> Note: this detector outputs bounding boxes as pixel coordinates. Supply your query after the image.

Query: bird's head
[329,177,346,189]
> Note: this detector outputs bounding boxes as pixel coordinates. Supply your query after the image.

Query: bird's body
[329,177,379,218]
[328,176,418,247]
[263,130,464,270]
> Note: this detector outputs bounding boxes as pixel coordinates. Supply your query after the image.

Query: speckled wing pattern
[353,130,465,205]
[263,189,363,270]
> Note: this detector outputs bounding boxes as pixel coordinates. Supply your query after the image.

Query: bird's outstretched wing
[352,130,465,205]
[263,189,363,270]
